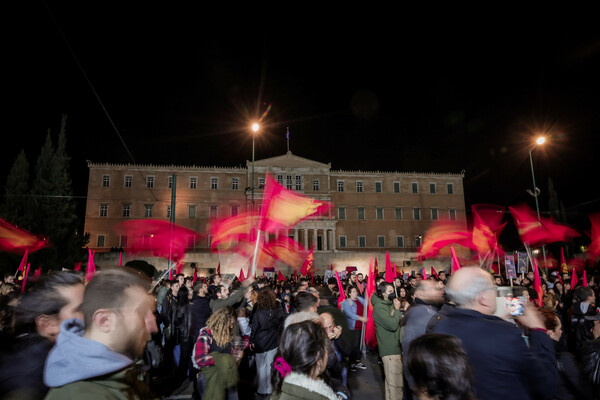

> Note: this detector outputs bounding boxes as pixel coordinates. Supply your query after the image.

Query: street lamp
[251,123,259,212]
[529,136,547,264]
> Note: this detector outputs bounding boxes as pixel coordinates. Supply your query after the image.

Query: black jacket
[250,306,284,353]
[190,295,212,341]
[581,339,600,397]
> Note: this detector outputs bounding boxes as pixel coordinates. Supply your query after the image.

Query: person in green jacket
[371,281,403,400]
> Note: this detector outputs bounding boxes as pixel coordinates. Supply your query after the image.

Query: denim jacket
[341,296,367,330]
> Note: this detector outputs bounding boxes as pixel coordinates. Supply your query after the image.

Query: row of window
[96,234,209,249]
[102,175,238,190]
[338,207,456,221]
[99,203,240,218]
[336,180,454,194]
[338,235,422,248]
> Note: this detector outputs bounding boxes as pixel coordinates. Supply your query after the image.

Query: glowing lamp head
[536,136,546,145]
[252,123,259,132]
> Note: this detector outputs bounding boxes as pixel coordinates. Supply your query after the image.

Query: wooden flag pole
[250,229,261,278]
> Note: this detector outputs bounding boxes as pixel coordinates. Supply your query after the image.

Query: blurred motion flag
[509,204,579,245]
[33,267,41,280]
[277,270,285,282]
[335,271,346,309]
[450,246,462,273]
[86,248,96,282]
[384,251,395,283]
[260,173,332,233]
[236,237,275,269]
[74,262,81,272]
[210,212,257,250]
[0,217,47,254]
[364,256,377,349]
[589,213,600,258]
[533,259,544,307]
[21,263,30,293]
[113,219,203,262]
[571,268,578,289]
[16,249,28,278]
[300,245,314,275]
[293,269,297,281]
[239,267,245,282]
[583,270,588,287]
[472,204,506,256]
[268,237,307,269]
[417,220,475,260]
[560,248,568,273]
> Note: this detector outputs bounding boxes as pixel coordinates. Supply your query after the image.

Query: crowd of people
[0,264,599,400]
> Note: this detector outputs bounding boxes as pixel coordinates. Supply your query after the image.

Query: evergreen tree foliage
[2,149,31,227]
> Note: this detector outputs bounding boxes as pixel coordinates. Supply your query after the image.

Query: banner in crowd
[517,252,528,274]
[505,255,517,279]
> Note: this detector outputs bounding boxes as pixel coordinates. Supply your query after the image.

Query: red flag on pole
[0,218,47,254]
[293,269,297,282]
[450,246,461,273]
[560,248,568,274]
[571,268,578,289]
[384,251,395,283]
[472,204,507,256]
[365,256,377,349]
[583,270,588,287]
[589,213,600,259]
[33,267,41,279]
[277,269,285,282]
[175,262,184,275]
[16,249,28,278]
[533,259,544,307]
[119,252,122,267]
[86,249,96,283]
[21,263,30,293]
[422,267,428,279]
[374,258,379,277]
[300,245,314,276]
[431,267,439,279]
[335,271,347,309]
[310,273,314,286]
[509,204,579,245]
[217,263,221,277]
[239,267,246,282]
[193,265,198,283]
[417,220,476,260]
[74,262,81,272]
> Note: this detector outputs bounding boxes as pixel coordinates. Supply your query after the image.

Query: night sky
[5,4,600,242]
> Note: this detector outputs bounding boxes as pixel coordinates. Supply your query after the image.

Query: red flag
[417,220,475,260]
[472,204,506,256]
[310,273,314,286]
[374,258,379,277]
[267,237,307,269]
[450,246,461,273]
[169,267,173,280]
[175,261,184,275]
[217,263,221,277]
[533,259,544,307]
[300,245,314,275]
[112,219,203,262]
[589,213,600,259]
[431,266,439,279]
[384,251,395,283]
[210,212,257,251]
[239,267,246,282]
[86,249,96,282]
[0,217,48,254]
[422,267,428,279]
[32,267,41,280]
[16,249,28,277]
[260,173,333,233]
[21,263,30,293]
[74,262,81,272]
[119,252,122,267]
[335,271,347,309]
[571,268,578,289]
[277,269,285,282]
[560,248,568,273]
[583,270,588,287]
[235,236,276,269]
[557,275,563,285]
[364,256,377,349]
[509,204,579,245]
[193,266,198,283]
[293,269,297,281]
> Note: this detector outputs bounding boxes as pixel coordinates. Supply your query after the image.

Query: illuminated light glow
[536,136,546,145]
[252,123,259,132]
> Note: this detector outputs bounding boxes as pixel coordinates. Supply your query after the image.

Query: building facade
[84,152,466,275]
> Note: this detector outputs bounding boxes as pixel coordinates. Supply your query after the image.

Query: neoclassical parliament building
[84,152,467,275]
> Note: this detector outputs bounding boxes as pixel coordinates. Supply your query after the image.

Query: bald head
[446,267,496,314]
[415,279,444,305]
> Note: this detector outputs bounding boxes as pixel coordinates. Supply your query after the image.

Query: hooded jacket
[371,294,402,357]
[43,319,154,400]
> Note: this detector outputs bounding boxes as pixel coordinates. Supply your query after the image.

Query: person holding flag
[341,286,368,372]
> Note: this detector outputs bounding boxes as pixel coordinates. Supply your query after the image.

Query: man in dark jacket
[190,281,212,341]
[432,266,558,400]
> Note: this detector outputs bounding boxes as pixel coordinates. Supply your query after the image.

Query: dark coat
[250,307,284,353]
[190,295,212,341]
[432,306,558,400]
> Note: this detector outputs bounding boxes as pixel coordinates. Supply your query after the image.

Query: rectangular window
[99,203,108,217]
[356,181,363,192]
[447,183,454,194]
[449,209,457,221]
[359,235,366,248]
[375,181,382,193]
[120,235,128,248]
[395,208,402,220]
[97,234,105,248]
[188,205,196,218]
[166,205,171,218]
[210,178,218,190]
[357,207,365,220]
[430,183,436,194]
[393,181,400,193]
[286,175,293,190]
[415,235,422,247]
[209,205,218,218]
[431,208,439,220]
[122,204,131,217]
[231,205,239,217]
[338,207,346,220]
[396,236,404,248]
[413,208,421,220]
[258,177,265,188]
[339,236,347,248]
[313,179,320,191]
[377,236,385,248]
[168,176,173,189]
[295,175,302,191]
[124,175,132,188]
[376,208,384,220]
[277,174,284,185]
[144,204,153,217]
[146,176,155,188]
[189,177,197,189]
[232,178,239,190]
[102,175,110,187]
[411,182,418,193]
[337,180,344,192]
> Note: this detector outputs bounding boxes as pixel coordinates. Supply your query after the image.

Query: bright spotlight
[252,123,259,132]
[536,137,546,145]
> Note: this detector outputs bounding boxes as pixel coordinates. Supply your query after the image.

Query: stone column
[304,229,308,247]
[294,229,299,243]
[331,228,336,252]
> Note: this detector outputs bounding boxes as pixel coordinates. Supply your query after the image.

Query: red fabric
[268,237,307,269]
[300,245,314,275]
[74,262,81,272]
[277,270,285,282]
[509,204,579,245]
[217,263,221,277]
[210,212,257,251]
[583,270,588,287]
[571,268,578,289]
[239,267,245,282]
[374,258,379,277]
[384,251,395,283]
[86,249,96,283]
[450,246,461,273]
[354,299,364,330]
[417,220,476,260]
[560,248,568,273]
[16,249,28,278]
[364,256,377,349]
[119,252,122,267]
[533,259,544,307]
[472,204,506,256]
[260,173,333,233]
[293,269,297,281]
[335,271,346,309]
[589,213,600,258]
[21,263,30,293]
[193,266,198,283]
[431,267,439,279]
[0,218,47,254]
[422,267,428,279]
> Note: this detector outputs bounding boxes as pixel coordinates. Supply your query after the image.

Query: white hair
[446,274,493,306]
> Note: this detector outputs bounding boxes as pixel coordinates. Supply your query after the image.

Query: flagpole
[250,228,261,278]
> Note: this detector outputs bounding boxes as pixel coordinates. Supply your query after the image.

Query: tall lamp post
[529,136,547,265]
[251,123,259,212]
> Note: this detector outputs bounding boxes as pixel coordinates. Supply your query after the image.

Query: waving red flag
[472,204,506,256]
[560,248,568,273]
[450,246,462,273]
[239,267,246,282]
[113,219,203,262]
[374,258,379,277]
[509,204,579,245]
[74,262,81,272]
[422,267,428,279]
[571,268,578,289]
[417,220,475,260]
[365,256,377,349]
[384,251,395,283]
[583,270,588,287]
[260,173,333,233]
[277,269,285,282]
[32,267,41,280]
[0,217,48,254]
[16,249,28,278]
[589,213,600,259]
[431,267,439,279]
[210,212,257,250]
[293,269,297,281]
[268,237,307,269]
[335,271,347,310]
[300,245,314,275]
[21,263,30,293]
[86,248,96,283]
[533,259,544,307]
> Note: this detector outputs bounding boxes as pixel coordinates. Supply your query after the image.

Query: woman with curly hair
[271,320,338,400]
[251,287,285,397]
